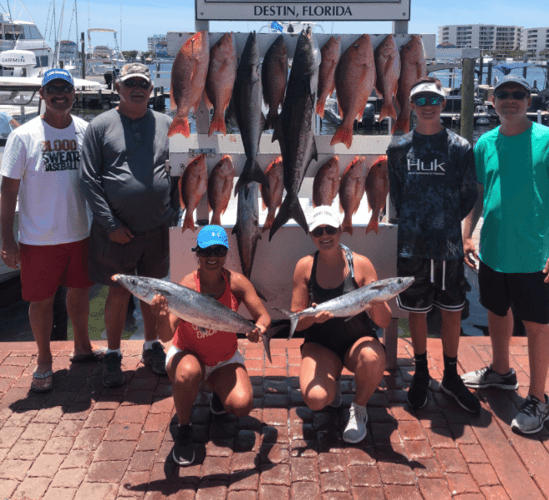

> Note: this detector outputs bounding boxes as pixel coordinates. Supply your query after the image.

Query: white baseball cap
[308,206,341,232]
[409,82,446,100]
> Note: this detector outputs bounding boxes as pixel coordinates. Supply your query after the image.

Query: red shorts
[20,238,95,302]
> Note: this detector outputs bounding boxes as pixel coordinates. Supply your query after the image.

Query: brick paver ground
[0,336,547,499]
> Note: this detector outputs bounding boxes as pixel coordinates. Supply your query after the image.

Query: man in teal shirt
[462,75,549,434]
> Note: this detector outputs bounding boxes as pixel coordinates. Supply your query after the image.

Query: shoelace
[521,398,541,417]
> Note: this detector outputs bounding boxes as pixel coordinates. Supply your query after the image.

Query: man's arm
[0,176,21,268]
[463,183,484,270]
[459,145,478,219]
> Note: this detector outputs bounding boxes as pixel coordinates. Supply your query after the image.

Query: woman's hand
[151,294,168,318]
[312,303,334,324]
[247,323,266,343]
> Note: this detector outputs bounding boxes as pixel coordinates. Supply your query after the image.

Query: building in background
[438,25,523,53]
[522,28,549,58]
[147,34,167,53]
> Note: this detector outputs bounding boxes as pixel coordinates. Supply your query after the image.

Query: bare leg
[139,300,158,342]
[523,320,549,401]
[488,309,513,374]
[300,342,343,411]
[28,293,56,389]
[104,286,131,351]
[408,312,428,355]
[208,364,253,418]
[66,286,94,355]
[167,352,204,425]
[439,309,462,358]
[345,337,386,406]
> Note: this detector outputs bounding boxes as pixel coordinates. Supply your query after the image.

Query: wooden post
[487,61,492,86]
[478,56,484,85]
[460,58,475,145]
[81,32,86,80]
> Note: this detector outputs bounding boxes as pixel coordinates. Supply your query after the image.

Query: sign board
[195,0,410,21]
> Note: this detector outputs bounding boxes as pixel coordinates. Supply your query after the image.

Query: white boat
[83,28,126,84]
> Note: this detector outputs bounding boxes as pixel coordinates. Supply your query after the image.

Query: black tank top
[304,244,378,353]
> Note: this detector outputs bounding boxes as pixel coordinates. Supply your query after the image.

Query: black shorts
[88,220,169,287]
[478,260,549,324]
[397,257,466,313]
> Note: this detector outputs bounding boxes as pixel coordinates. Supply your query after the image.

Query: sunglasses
[123,78,151,89]
[196,245,228,257]
[44,84,74,95]
[311,225,338,238]
[494,90,528,100]
[413,95,444,106]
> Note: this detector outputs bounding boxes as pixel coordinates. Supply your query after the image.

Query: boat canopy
[493,62,546,75]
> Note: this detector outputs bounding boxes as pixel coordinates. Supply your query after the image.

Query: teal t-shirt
[474,122,549,273]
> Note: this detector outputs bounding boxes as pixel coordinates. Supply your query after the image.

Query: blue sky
[12,0,549,52]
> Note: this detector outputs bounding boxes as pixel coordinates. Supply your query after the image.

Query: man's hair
[410,76,444,92]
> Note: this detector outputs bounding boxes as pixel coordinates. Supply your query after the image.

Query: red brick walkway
[0,337,547,500]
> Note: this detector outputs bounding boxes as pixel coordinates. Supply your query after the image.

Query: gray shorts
[88,220,169,286]
[165,345,246,381]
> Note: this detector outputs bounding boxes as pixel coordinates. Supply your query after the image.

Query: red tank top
[172,270,241,366]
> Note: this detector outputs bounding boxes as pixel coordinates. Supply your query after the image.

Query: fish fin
[341,218,354,235]
[392,114,410,134]
[316,99,326,118]
[203,92,213,110]
[208,115,227,137]
[269,194,308,241]
[168,116,190,138]
[234,159,269,195]
[261,325,287,364]
[273,308,299,339]
[265,110,278,130]
[378,102,398,123]
[366,216,379,234]
[330,124,353,149]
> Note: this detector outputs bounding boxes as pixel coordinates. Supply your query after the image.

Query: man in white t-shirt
[0,68,102,393]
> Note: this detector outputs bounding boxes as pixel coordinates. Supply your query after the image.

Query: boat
[83,28,126,84]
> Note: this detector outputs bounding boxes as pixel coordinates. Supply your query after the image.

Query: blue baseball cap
[494,75,531,93]
[193,225,229,251]
[42,68,74,87]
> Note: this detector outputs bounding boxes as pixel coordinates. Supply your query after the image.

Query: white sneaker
[511,394,549,434]
[342,402,368,443]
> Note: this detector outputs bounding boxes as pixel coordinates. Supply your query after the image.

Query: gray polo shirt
[80,108,173,234]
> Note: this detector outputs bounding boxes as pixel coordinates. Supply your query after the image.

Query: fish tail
[208,114,227,136]
[274,308,299,339]
[262,212,275,233]
[168,116,190,138]
[392,115,410,134]
[269,194,308,241]
[182,212,196,233]
[341,215,354,235]
[265,110,278,130]
[316,99,326,118]
[234,159,269,195]
[366,216,379,234]
[379,102,397,123]
[330,123,353,149]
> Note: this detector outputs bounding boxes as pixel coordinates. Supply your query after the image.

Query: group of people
[0,63,548,468]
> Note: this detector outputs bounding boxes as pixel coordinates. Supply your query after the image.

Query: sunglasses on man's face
[196,245,228,258]
[44,84,74,95]
[311,225,338,238]
[494,90,529,101]
[413,95,444,106]
[123,78,151,89]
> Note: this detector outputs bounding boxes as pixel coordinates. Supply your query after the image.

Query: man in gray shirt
[80,63,174,387]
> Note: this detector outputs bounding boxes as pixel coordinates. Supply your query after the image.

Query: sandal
[70,347,107,363]
[31,370,54,393]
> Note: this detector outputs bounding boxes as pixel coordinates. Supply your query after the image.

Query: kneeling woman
[291,206,391,443]
[152,225,270,466]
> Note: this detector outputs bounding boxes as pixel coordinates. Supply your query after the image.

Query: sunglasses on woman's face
[311,225,338,238]
[413,95,444,106]
[494,90,528,101]
[196,245,228,257]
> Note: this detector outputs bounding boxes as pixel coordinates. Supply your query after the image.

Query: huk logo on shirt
[407,158,446,175]
[41,139,80,172]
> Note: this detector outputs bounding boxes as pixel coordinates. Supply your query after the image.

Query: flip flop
[70,347,107,363]
[31,370,54,393]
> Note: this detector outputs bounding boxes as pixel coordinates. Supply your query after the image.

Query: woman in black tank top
[290,206,391,444]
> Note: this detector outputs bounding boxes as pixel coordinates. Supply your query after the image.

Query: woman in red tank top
[151,225,270,467]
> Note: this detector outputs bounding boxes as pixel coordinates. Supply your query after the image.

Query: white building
[438,24,522,53]
[147,34,167,53]
[522,28,549,58]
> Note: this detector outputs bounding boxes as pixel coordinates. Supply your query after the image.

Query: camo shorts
[396,256,467,313]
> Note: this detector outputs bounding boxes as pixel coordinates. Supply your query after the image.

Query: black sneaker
[141,342,167,376]
[441,375,481,414]
[210,391,227,415]
[101,352,125,388]
[407,372,431,410]
[173,424,194,466]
